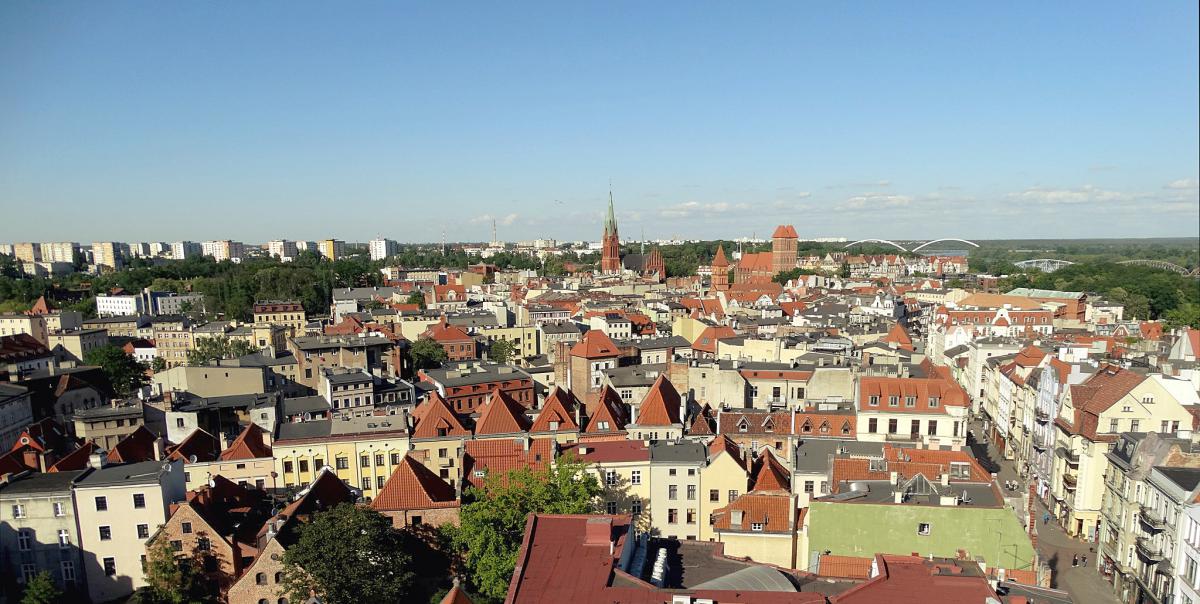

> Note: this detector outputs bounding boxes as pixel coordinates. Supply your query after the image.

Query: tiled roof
[474,390,533,436]
[424,320,473,343]
[829,555,1001,603]
[737,252,773,271]
[819,554,873,579]
[687,405,714,435]
[219,423,273,461]
[570,330,620,358]
[47,442,97,472]
[463,438,554,490]
[562,440,650,464]
[880,323,914,351]
[411,394,470,439]
[439,585,474,604]
[707,435,744,468]
[712,493,794,533]
[795,412,855,439]
[167,429,220,463]
[106,426,160,464]
[692,325,737,354]
[772,225,799,239]
[718,411,791,436]
[530,388,579,433]
[372,455,458,511]
[634,375,681,426]
[711,245,730,267]
[585,387,629,434]
[858,375,968,413]
[750,450,791,493]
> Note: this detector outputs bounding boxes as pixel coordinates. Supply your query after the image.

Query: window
[687,485,696,500]
[630,470,641,485]
[888,396,899,407]
[95,496,108,511]
[283,461,294,473]
[58,529,70,547]
[104,557,117,576]
[710,489,720,502]
[804,480,814,494]
[256,572,267,585]
[928,397,939,408]
[361,455,370,468]
[606,501,618,514]
[176,418,186,428]
[868,395,879,406]
[868,418,878,433]
[61,560,76,582]
[668,509,678,523]
[1143,396,1155,404]
[137,524,149,539]
[298,460,309,473]
[669,469,677,476]
[53,502,65,517]
[12,504,25,518]
[928,420,938,435]
[1110,419,1120,432]
[1186,556,1198,585]
[918,523,931,536]
[313,458,323,469]
[751,523,764,531]
[390,453,400,465]
[133,493,146,509]
[377,476,386,489]
[632,499,642,515]
[728,490,739,501]
[604,470,618,486]
[1130,420,1140,433]
[182,521,193,534]
[905,396,916,407]
[669,485,678,500]
[99,526,112,541]
[375,454,384,466]
[361,478,372,490]
[687,510,696,524]
[22,563,37,583]
[888,419,898,434]
[336,457,349,470]
[18,529,32,551]
[198,536,210,551]
[597,421,610,430]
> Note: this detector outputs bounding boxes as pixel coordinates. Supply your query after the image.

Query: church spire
[604,189,618,236]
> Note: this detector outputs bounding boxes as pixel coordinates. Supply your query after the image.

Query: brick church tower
[711,245,730,291]
[771,225,799,274]
[601,193,622,274]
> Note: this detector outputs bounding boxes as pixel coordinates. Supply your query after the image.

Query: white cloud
[470,213,519,225]
[1006,185,1137,205]
[1165,178,1199,190]
[838,193,912,211]
[657,201,751,219]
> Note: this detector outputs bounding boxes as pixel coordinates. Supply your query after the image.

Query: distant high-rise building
[12,243,40,264]
[39,242,79,264]
[203,240,244,263]
[128,242,152,258]
[295,241,316,253]
[369,238,399,261]
[268,239,298,262]
[171,241,202,260]
[91,241,125,270]
[318,239,345,261]
[601,194,621,274]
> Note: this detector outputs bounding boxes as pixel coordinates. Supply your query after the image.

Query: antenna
[442,228,446,256]
[492,218,497,246]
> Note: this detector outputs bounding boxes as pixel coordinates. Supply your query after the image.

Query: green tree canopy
[281,504,416,604]
[406,291,427,309]
[187,336,258,366]
[20,571,62,604]
[133,537,215,604]
[448,454,600,601]
[83,345,149,397]
[411,338,448,370]
[488,339,516,364]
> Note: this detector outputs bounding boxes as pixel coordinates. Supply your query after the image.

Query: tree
[448,454,600,601]
[410,338,448,370]
[133,537,214,604]
[20,571,61,604]
[187,336,257,366]
[83,345,149,397]
[1166,302,1200,329]
[838,262,851,279]
[772,267,816,284]
[488,339,516,364]
[406,291,427,309]
[151,356,168,373]
[281,504,416,604]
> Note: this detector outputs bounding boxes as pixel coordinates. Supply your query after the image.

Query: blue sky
[1,2,1197,243]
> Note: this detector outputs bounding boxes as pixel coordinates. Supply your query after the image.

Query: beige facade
[0,470,88,592]
[152,365,266,398]
[699,445,749,541]
[47,328,109,363]
[273,417,411,493]
[0,313,48,345]
[73,401,146,450]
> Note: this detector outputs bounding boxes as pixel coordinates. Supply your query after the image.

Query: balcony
[1135,537,1164,563]
[1056,447,1080,466]
[1062,473,1077,489]
[1032,440,1047,452]
[1139,506,1167,533]
[1035,409,1050,423]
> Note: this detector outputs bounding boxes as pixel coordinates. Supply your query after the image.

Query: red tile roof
[167,429,220,463]
[423,320,473,343]
[47,442,97,472]
[687,405,714,435]
[819,554,874,579]
[830,555,1001,603]
[462,438,554,490]
[719,410,791,436]
[584,387,629,435]
[411,394,470,440]
[562,440,650,464]
[106,425,161,464]
[372,455,458,511]
[530,388,579,433]
[473,390,533,436]
[772,225,799,239]
[691,325,737,354]
[570,330,620,358]
[219,423,273,461]
[751,449,791,493]
[881,323,915,351]
[858,375,968,413]
[712,493,794,533]
[711,245,730,268]
[634,375,681,426]
[706,435,745,469]
[438,585,474,604]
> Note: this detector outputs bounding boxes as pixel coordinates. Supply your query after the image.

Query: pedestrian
[1082,555,1088,567]
[1072,554,1078,567]
[1043,512,1050,525]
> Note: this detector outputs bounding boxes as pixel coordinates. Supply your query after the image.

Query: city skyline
[1,2,1197,242]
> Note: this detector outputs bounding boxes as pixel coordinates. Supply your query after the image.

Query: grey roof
[793,439,884,474]
[627,335,690,351]
[1156,466,1200,492]
[229,350,297,367]
[604,364,666,388]
[281,395,332,416]
[332,286,406,301]
[0,470,87,496]
[323,370,372,385]
[0,383,28,398]
[276,420,333,441]
[649,440,706,464]
[175,392,277,412]
[422,362,532,387]
[539,322,584,335]
[83,314,147,324]
[76,460,173,487]
[74,401,143,421]
[690,565,797,592]
[943,344,970,358]
[291,335,392,350]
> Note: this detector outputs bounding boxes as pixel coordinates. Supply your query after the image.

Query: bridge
[1013,259,1076,273]
[1116,259,1199,276]
[843,238,980,253]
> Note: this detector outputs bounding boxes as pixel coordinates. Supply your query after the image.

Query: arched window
[274,572,282,583]
[256,572,266,585]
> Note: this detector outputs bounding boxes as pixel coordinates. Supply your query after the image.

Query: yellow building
[273,416,410,494]
[317,239,345,261]
[252,301,307,334]
[478,325,540,361]
[567,440,652,523]
[699,436,751,541]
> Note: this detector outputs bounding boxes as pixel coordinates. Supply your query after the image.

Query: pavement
[966,421,1120,604]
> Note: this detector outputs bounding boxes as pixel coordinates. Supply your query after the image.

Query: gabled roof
[712,493,795,534]
[692,325,738,354]
[530,388,579,433]
[688,405,714,436]
[585,387,629,434]
[372,455,458,511]
[106,425,160,464]
[167,428,220,463]
[771,225,799,239]
[711,245,730,268]
[570,330,620,358]
[439,585,475,604]
[707,435,744,468]
[47,442,97,472]
[462,438,554,490]
[423,319,473,343]
[219,423,273,461]
[750,449,791,493]
[411,394,471,439]
[634,375,681,426]
[474,390,533,436]
[880,323,914,351]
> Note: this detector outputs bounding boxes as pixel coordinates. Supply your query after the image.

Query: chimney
[731,510,744,527]
[584,516,613,546]
[152,437,166,461]
[89,451,107,469]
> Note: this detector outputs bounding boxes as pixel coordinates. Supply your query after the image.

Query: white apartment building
[202,240,245,263]
[268,239,299,262]
[91,242,125,270]
[1176,504,1200,604]
[369,238,399,261]
[96,293,144,317]
[38,242,78,264]
[170,241,202,260]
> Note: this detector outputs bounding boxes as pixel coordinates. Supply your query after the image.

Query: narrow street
[966,422,1120,604]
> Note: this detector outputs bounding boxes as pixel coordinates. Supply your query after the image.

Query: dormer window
[888,396,899,407]
[928,397,939,408]
[868,396,880,406]
[904,396,916,407]
[737,419,749,433]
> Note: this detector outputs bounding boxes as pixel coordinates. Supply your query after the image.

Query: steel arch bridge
[843,238,980,253]
[1014,259,1076,272]
[1117,259,1197,275]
